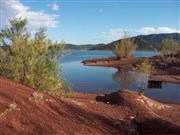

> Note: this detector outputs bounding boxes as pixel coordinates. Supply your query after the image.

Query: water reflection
[111,68,180,103]
[112,68,134,89]
[61,51,180,103]
[112,69,163,90]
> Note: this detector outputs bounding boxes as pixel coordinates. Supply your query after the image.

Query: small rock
[127,115,135,120]
[90,101,94,104]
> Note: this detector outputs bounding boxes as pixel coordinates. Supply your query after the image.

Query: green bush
[0,18,70,96]
[112,31,136,59]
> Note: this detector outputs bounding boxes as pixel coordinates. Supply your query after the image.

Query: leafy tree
[0,18,69,96]
[113,31,136,59]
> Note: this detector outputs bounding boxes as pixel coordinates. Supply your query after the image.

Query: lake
[61,50,180,104]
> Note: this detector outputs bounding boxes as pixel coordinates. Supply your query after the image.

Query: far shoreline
[82,55,180,84]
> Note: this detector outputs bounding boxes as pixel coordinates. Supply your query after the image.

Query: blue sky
[1,0,179,44]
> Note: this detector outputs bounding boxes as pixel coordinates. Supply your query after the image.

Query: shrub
[160,39,179,62]
[133,59,155,95]
[0,18,69,96]
[113,31,136,59]
[161,39,177,56]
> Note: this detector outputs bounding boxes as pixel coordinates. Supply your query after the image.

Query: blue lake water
[61,50,180,104]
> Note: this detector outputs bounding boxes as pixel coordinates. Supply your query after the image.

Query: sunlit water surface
[60,51,180,104]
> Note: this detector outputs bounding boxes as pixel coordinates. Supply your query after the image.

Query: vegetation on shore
[133,59,155,95]
[112,32,136,59]
[0,18,70,96]
[160,38,180,62]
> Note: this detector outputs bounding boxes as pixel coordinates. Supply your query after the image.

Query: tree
[0,18,29,47]
[0,18,69,96]
[113,31,136,59]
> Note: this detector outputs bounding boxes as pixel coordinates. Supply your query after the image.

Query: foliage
[134,59,154,74]
[160,39,178,56]
[0,18,69,96]
[0,18,29,47]
[133,59,155,95]
[112,32,136,59]
[160,39,180,62]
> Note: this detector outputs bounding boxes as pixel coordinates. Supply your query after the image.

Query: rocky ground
[0,76,180,135]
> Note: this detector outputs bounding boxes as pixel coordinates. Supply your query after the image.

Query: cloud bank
[1,0,59,30]
[103,27,180,42]
[138,27,180,35]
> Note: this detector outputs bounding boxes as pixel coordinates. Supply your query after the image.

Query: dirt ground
[0,76,180,135]
[82,56,180,84]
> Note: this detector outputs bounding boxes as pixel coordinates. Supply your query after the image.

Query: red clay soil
[82,56,180,84]
[0,76,180,135]
[82,56,143,69]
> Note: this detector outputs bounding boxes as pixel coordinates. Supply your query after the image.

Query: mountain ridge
[65,33,180,51]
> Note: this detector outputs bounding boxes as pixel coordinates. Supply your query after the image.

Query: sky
[0,0,179,44]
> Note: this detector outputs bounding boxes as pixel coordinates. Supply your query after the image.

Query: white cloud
[52,3,59,11]
[48,3,59,11]
[1,0,59,30]
[138,27,180,35]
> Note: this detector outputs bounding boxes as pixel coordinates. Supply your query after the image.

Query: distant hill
[64,44,95,50]
[64,43,106,50]
[65,33,180,51]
